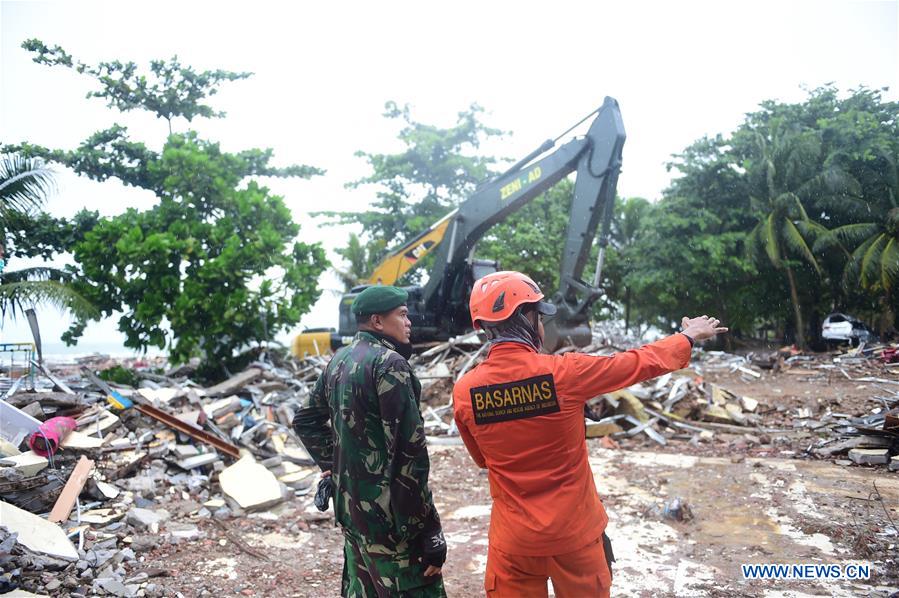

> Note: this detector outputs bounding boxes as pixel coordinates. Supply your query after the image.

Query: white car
[822,313,878,346]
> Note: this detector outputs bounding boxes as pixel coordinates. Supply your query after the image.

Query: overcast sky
[1,0,897,356]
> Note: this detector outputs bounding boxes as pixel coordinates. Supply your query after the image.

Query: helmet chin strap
[483,308,542,351]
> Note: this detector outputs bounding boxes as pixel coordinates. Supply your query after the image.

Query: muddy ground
[139,365,899,597]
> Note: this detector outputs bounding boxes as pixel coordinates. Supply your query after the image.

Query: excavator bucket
[542,318,593,353]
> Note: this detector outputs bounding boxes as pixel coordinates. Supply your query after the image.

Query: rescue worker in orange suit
[453,271,728,597]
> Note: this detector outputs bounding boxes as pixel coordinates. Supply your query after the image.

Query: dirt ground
[137,365,899,597]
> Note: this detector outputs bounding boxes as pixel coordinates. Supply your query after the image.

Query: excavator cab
[338,258,498,346]
[440,258,499,337]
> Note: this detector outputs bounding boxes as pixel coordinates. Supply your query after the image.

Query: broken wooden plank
[203,368,262,397]
[60,430,105,450]
[585,421,624,438]
[48,455,95,523]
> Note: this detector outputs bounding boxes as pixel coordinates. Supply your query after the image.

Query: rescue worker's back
[454,270,727,596]
[453,334,691,556]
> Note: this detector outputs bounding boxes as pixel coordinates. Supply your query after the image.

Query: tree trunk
[717,300,733,351]
[624,286,631,335]
[785,265,806,348]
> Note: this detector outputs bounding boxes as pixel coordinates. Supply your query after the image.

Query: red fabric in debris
[28,416,77,457]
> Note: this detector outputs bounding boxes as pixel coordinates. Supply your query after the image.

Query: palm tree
[815,152,899,333]
[0,154,97,321]
[744,126,831,348]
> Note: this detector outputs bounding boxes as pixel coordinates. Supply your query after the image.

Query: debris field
[1,327,897,597]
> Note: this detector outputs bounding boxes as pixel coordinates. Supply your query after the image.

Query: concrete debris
[125,508,170,532]
[175,452,221,470]
[0,452,48,477]
[0,501,79,560]
[848,448,891,465]
[703,404,734,424]
[167,523,202,541]
[219,455,284,510]
[740,396,759,413]
[0,437,22,458]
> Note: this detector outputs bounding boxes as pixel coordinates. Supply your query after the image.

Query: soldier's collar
[357,330,398,351]
[357,330,413,360]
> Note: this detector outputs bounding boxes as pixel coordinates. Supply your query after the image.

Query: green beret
[352,285,409,316]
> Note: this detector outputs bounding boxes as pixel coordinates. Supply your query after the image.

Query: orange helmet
[469,271,557,329]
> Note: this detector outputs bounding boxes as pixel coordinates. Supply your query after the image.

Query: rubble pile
[410,327,899,471]
[0,352,320,597]
[1,329,896,595]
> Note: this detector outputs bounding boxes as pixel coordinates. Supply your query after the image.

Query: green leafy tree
[9,41,328,377]
[808,87,899,333]
[737,86,899,338]
[0,154,97,320]
[621,134,763,344]
[623,198,762,344]
[320,102,504,282]
[332,232,384,290]
[606,196,652,332]
[22,39,251,134]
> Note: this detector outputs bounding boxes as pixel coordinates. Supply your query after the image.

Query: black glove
[420,527,447,569]
[602,532,615,580]
[313,476,333,512]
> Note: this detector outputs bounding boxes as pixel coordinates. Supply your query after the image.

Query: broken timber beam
[203,368,262,397]
[135,403,240,459]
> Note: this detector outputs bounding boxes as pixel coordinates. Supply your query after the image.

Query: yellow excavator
[292,211,456,357]
[293,97,626,357]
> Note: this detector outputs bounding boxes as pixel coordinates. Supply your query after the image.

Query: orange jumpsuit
[453,334,692,597]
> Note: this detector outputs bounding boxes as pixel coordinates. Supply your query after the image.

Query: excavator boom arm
[367,210,457,285]
[423,97,626,349]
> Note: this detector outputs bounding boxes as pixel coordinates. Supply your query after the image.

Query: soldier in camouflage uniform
[293,286,447,598]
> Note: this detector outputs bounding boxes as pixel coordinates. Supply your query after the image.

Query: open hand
[681,315,728,342]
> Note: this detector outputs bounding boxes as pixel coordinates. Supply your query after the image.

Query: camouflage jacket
[293,331,441,550]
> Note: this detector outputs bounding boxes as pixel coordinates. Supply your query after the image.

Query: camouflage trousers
[341,530,447,598]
